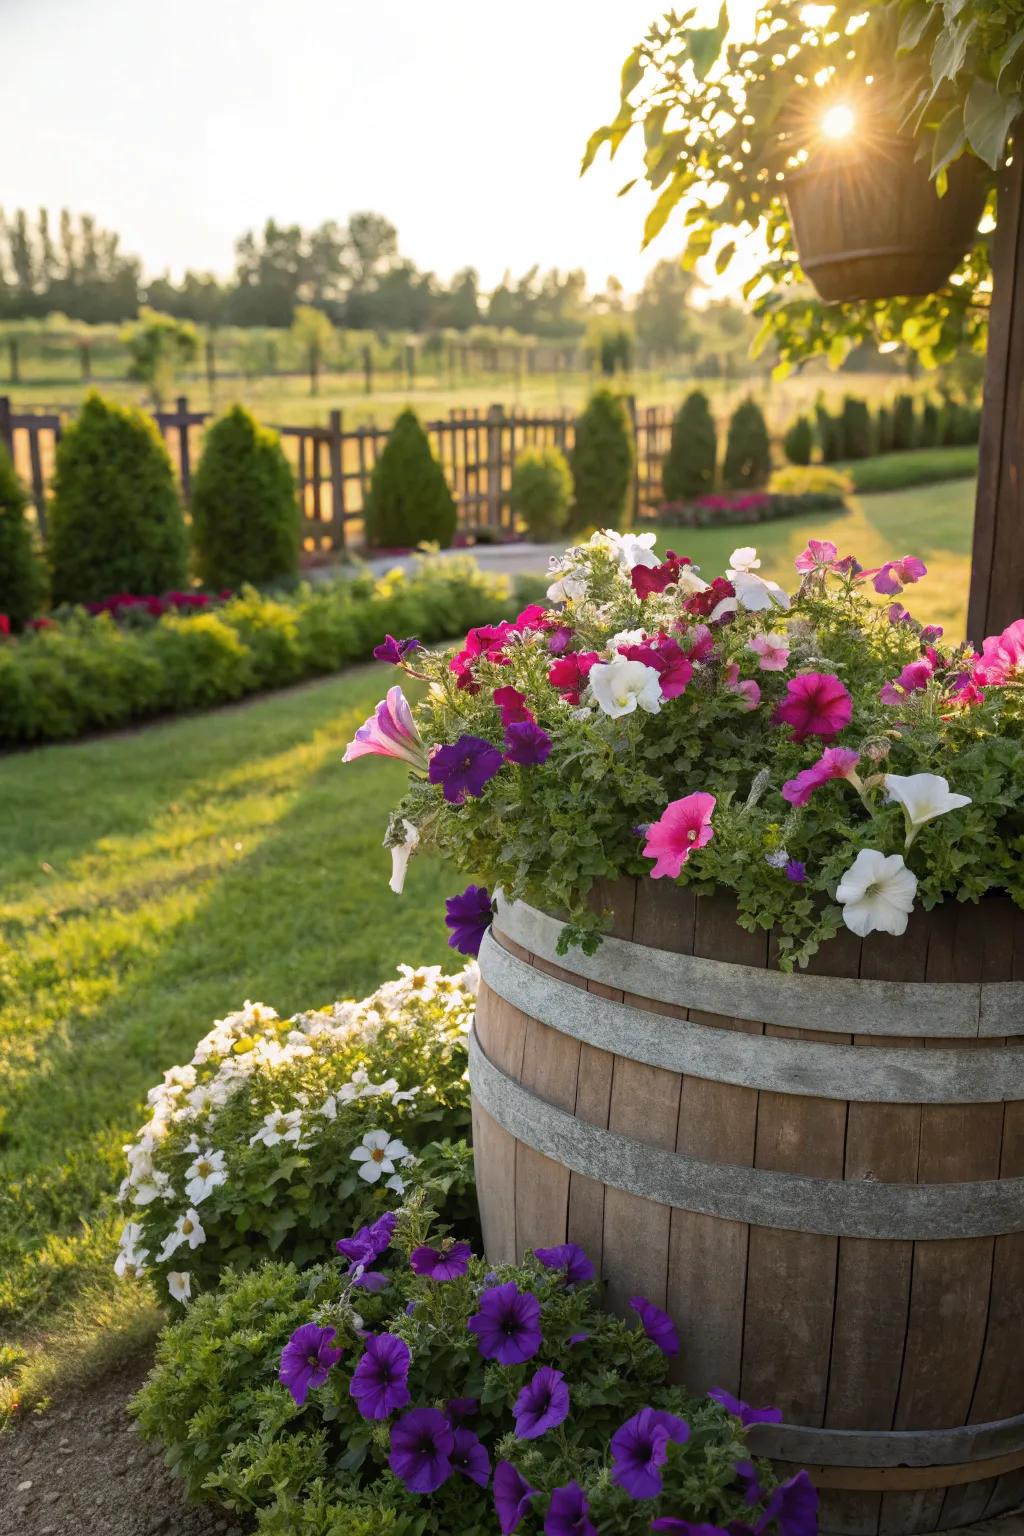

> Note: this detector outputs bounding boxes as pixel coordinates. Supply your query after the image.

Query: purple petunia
[450,1427,491,1488]
[494,1460,538,1534]
[445,884,493,956]
[610,1406,690,1499]
[349,1332,411,1420]
[278,1323,343,1407]
[513,1366,570,1440]
[734,1459,763,1506]
[534,1242,594,1287]
[503,720,553,766]
[335,1210,397,1266]
[429,733,504,804]
[707,1387,783,1428]
[468,1281,542,1364]
[759,1469,819,1536]
[784,859,807,884]
[388,1406,454,1494]
[373,634,422,665]
[446,1396,479,1424]
[630,1295,680,1357]
[410,1241,473,1282]
[545,1481,597,1536]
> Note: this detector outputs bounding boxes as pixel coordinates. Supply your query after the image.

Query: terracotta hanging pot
[785,135,987,302]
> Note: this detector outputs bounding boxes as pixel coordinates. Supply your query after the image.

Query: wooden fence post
[0,395,12,456]
[328,409,346,552]
[486,403,504,530]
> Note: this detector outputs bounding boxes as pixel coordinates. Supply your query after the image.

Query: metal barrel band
[491,901,1024,1038]
[479,930,1024,1106]
[746,1410,1024,1470]
[468,1030,1024,1242]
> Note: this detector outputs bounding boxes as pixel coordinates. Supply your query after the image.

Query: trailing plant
[0,443,46,630]
[509,447,573,541]
[364,410,457,550]
[723,398,771,490]
[114,967,477,1302]
[661,390,718,500]
[190,405,299,589]
[570,389,635,531]
[132,1201,814,1536]
[348,529,1024,970]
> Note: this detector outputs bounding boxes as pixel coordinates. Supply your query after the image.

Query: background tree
[509,446,573,540]
[634,259,697,358]
[122,308,198,408]
[723,398,771,490]
[290,305,335,395]
[363,409,456,549]
[662,390,717,499]
[570,390,634,530]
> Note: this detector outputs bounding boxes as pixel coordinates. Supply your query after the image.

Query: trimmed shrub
[363,409,457,549]
[920,397,942,448]
[722,397,771,489]
[47,392,188,606]
[782,413,814,466]
[876,404,894,454]
[190,405,299,589]
[768,464,853,498]
[892,393,918,451]
[662,390,717,500]
[0,444,46,630]
[509,446,572,540]
[570,389,634,530]
[844,445,978,494]
[839,396,873,460]
[814,402,843,463]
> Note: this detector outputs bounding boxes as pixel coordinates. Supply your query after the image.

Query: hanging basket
[785,136,987,302]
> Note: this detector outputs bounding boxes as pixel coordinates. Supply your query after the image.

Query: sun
[821,103,856,140]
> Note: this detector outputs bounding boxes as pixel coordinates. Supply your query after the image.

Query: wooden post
[485,403,504,531]
[176,396,193,506]
[7,337,18,384]
[328,408,345,553]
[363,344,373,396]
[0,395,12,456]
[968,141,1024,641]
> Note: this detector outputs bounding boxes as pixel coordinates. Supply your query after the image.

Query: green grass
[0,665,455,1402]
[839,445,978,494]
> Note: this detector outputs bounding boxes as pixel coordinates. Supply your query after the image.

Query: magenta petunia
[544,1481,598,1536]
[373,634,421,664]
[343,686,428,770]
[774,672,852,742]
[548,651,599,705]
[504,720,553,766]
[410,1240,473,1282]
[620,636,694,699]
[879,658,934,705]
[278,1323,343,1407]
[724,662,761,711]
[643,793,715,880]
[973,617,1024,685]
[450,622,516,689]
[630,1295,680,1356]
[494,1460,538,1534]
[493,684,534,726]
[429,734,504,803]
[513,1365,570,1440]
[387,1406,454,1493]
[871,555,927,595]
[781,747,861,808]
[534,1242,594,1287]
[468,1281,542,1364]
[444,883,493,956]
[707,1386,783,1427]
[450,1426,491,1488]
[610,1406,690,1499]
[349,1332,411,1420]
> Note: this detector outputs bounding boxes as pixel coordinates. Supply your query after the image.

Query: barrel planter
[785,138,987,303]
[470,880,1024,1535]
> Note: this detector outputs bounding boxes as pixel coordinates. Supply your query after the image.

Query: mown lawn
[0,666,455,1400]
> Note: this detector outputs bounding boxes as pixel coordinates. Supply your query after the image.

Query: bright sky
[2,0,757,296]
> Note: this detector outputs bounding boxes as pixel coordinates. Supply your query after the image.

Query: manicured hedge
[0,558,547,748]
[840,445,978,494]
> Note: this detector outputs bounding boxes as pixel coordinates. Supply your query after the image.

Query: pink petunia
[643,793,716,880]
[774,672,853,741]
[974,618,1024,686]
[619,636,693,700]
[794,539,840,574]
[870,556,927,596]
[782,747,861,807]
[343,686,429,770]
[879,658,934,706]
[680,623,715,663]
[724,663,761,711]
[748,631,790,671]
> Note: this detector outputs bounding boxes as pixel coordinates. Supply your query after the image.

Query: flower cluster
[82,589,232,621]
[345,529,1024,967]
[115,965,478,1301]
[133,1203,817,1536]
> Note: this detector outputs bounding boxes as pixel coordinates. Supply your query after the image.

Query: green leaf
[964,79,1020,169]
[897,1,935,53]
[621,46,644,100]
[616,178,638,198]
[997,26,1024,92]
[580,125,611,175]
[686,2,729,81]
[715,239,737,275]
[642,176,685,248]
[931,104,966,178]
[931,17,975,84]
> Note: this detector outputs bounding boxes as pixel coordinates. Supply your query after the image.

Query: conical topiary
[570,389,634,530]
[783,414,814,467]
[190,405,299,589]
[363,409,457,549]
[723,397,771,490]
[0,444,47,629]
[48,392,188,605]
[661,390,717,500]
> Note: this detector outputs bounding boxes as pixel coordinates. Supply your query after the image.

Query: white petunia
[350,1129,411,1184]
[114,1245,149,1279]
[883,773,972,847]
[588,657,663,719]
[546,565,588,603]
[385,1173,406,1194]
[727,546,762,575]
[249,1108,303,1148]
[387,820,420,895]
[610,628,647,652]
[167,1271,192,1305]
[730,570,791,613]
[836,849,918,938]
[319,1094,338,1121]
[131,1170,173,1206]
[184,1148,228,1205]
[396,963,442,1001]
[156,1208,206,1262]
[241,1000,278,1028]
[674,565,710,596]
[590,528,660,571]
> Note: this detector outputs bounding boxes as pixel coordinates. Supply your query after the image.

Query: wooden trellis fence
[0,394,676,552]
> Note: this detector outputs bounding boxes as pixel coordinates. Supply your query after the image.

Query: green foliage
[191,405,299,589]
[47,392,188,606]
[291,306,336,395]
[920,397,943,448]
[122,307,198,408]
[839,396,873,460]
[842,445,978,493]
[0,556,547,746]
[570,389,635,531]
[364,410,457,550]
[132,1212,764,1534]
[116,972,476,1298]
[722,398,770,490]
[782,414,814,467]
[768,464,853,498]
[892,394,919,451]
[509,447,573,540]
[875,404,894,454]
[662,390,717,500]
[814,402,843,464]
[0,444,46,628]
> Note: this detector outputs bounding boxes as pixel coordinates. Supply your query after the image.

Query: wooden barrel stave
[471,885,1024,1534]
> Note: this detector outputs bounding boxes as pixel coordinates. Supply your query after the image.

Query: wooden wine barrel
[470,880,1024,1536]
[785,138,987,303]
